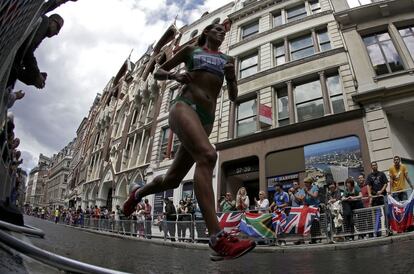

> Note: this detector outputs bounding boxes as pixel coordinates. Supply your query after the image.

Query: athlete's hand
[173,72,192,84]
[224,62,236,82]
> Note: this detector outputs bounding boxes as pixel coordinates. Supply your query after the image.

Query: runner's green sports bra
[185,47,228,79]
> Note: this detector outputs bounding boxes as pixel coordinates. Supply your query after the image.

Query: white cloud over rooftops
[12,0,233,173]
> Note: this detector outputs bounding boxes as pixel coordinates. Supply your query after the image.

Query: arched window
[212,17,220,24]
[190,29,198,38]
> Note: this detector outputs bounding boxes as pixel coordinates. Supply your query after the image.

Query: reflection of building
[331,0,414,172]
[25,154,51,208]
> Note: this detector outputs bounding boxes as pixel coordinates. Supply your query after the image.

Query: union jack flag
[283,206,320,236]
[217,212,243,233]
[272,209,287,235]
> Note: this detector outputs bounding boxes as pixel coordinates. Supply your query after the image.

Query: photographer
[219,192,236,213]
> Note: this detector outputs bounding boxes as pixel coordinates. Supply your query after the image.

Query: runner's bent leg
[167,103,220,236]
[136,145,195,198]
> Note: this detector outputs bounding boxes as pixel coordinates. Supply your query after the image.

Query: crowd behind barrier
[24,192,409,247]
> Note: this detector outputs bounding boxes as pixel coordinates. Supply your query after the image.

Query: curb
[58,223,414,254]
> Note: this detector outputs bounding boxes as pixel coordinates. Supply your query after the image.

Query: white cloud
[11,0,233,173]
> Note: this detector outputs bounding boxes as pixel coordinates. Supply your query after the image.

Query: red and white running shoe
[209,232,256,261]
[122,182,143,217]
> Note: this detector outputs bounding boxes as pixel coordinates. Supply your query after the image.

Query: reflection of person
[236,187,250,211]
[123,23,255,260]
[389,156,412,201]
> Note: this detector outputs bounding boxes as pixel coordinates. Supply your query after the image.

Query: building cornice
[236,47,345,86]
[229,0,286,22]
[352,81,414,105]
[334,0,414,27]
[180,2,235,32]
[229,10,332,50]
[215,109,364,150]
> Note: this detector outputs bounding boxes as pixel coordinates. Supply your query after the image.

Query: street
[22,216,414,274]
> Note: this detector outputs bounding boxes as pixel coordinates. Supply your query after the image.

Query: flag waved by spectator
[239,212,275,238]
[217,212,243,234]
[387,191,414,233]
[283,206,320,236]
[272,209,287,236]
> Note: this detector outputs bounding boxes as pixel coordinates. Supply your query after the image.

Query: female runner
[123,23,255,260]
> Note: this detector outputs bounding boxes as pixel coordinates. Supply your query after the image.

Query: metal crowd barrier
[328,195,389,241]
[33,193,414,247]
[0,229,129,274]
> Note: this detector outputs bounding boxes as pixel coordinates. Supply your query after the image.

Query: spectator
[135,203,145,237]
[219,192,236,212]
[270,183,289,212]
[177,199,189,242]
[76,205,83,226]
[303,177,320,206]
[185,197,195,241]
[342,177,363,240]
[143,199,152,239]
[389,155,412,201]
[357,174,373,238]
[7,0,78,90]
[326,182,342,205]
[7,90,25,109]
[194,201,207,243]
[254,190,269,213]
[303,177,320,244]
[326,182,343,240]
[54,208,60,223]
[290,181,304,207]
[358,175,370,208]
[270,182,289,245]
[366,162,388,207]
[164,198,177,242]
[236,187,249,211]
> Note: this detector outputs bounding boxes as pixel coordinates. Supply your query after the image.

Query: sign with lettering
[227,163,259,176]
[259,104,272,126]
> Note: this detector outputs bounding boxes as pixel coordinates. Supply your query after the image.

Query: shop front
[217,110,370,204]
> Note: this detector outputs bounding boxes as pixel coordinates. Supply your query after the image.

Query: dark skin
[136,24,237,236]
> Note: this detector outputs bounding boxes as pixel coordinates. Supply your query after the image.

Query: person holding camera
[219,193,236,212]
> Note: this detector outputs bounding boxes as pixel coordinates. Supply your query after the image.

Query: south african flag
[239,212,275,239]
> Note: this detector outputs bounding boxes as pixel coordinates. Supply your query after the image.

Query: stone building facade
[25,154,51,208]
[45,140,75,208]
[331,0,414,177]
[31,0,414,212]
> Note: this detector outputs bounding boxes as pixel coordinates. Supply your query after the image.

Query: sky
[12,0,234,173]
